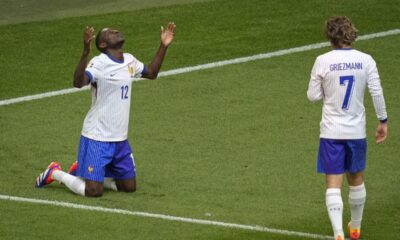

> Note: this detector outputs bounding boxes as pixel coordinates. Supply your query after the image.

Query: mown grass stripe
[0,28,399,107]
[0,194,332,239]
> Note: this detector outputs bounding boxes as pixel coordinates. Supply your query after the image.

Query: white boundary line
[0,194,332,239]
[1,28,399,107]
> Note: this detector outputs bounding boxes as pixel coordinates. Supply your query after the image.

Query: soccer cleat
[35,162,61,188]
[68,161,78,176]
[348,223,361,240]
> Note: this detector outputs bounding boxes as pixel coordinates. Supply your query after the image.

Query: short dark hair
[95,29,107,53]
[325,16,358,48]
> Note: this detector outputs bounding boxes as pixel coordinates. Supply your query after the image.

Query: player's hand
[160,22,176,47]
[375,122,388,144]
[83,26,95,55]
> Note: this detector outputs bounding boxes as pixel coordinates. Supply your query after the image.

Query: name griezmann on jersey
[330,62,363,71]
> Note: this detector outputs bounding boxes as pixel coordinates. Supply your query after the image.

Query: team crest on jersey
[88,165,94,174]
[128,64,134,78]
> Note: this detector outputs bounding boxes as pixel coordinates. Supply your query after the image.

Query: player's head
[95,28,125,53]
[324,16,358,48]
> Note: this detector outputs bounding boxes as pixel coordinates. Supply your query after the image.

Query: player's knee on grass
[116,178,136,193]
[85,181,104,197]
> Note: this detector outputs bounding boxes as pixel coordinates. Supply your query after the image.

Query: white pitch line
[0,194,332,239]
[1,28,399,107]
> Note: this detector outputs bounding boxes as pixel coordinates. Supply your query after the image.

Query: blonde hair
[325,16,358,48]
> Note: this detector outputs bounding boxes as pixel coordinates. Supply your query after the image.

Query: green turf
[0,0,399,100]
[0,201,314,240]
[0,0,215,25]
[0,0,399,239]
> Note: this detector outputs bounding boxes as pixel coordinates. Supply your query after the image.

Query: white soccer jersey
[307,49,387,139]
[82,53,145,142]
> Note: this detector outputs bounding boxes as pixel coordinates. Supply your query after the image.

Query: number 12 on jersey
[121,85,129,99]
[339,75,355,110]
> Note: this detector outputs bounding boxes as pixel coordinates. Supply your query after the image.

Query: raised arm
[73,26,95,88]
[142,22,176,80]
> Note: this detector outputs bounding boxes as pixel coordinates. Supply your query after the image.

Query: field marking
[0,194,332,239]
[1,28,399,107]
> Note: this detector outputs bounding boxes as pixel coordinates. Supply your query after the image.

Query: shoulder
[88,54,106,69]
[318,50,336,60]
[350,49,374,60]
[353,50,377,69]
[91,53,107,63]
[313,51,334,67]
[124,53,143,64]
[123,53,134,61]
[314,51,334,63]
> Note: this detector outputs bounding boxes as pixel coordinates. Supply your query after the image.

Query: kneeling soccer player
[307,16,388,240]
[35,22,176,197]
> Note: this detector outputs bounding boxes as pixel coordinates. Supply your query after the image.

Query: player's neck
[332,43,352,50]
[107,49,124,61]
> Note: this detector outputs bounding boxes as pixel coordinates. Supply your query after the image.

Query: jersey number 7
[339,75,355,110]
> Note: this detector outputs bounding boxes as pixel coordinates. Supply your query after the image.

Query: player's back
[308,49,379,139]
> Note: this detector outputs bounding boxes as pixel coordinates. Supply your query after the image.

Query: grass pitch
[0,0,399,239]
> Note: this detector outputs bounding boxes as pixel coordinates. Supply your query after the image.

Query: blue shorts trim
[317,138,366,174]
[76,136,136,182]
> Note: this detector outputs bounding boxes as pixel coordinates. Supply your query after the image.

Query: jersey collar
[106,53,124,63]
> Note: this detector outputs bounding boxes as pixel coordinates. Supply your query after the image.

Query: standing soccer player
[307,16,388,240]
[35,22,176,197]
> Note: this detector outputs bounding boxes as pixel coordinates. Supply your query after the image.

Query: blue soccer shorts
[317,138,367,174]
[76,135,136,182]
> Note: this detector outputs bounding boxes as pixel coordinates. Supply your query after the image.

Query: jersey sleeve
[129,54,146,78]
[307,57,324,102]
[85,57,103,83]
[366,57,387,121]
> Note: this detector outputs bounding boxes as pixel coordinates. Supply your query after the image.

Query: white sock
[104,178,118,191]
[349,183,366,229]
[53,170,85,196]
[326,188,344,238]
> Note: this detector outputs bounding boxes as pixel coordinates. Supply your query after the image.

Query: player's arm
[73,26,95,88]
[366,58,388,144]
[370,91,388,144]
[307,59,323,102]
[142,22,176,80]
